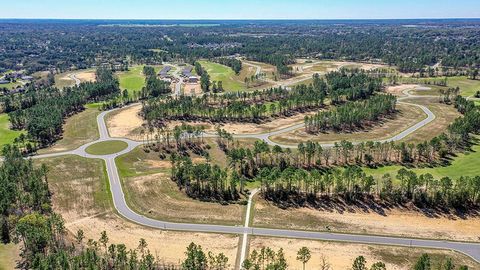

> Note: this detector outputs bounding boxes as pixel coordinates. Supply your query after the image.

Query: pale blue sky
[1,0,479,20]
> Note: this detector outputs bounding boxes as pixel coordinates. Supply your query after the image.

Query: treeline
[325,69,383,104]
[248,54,294,77]
[305,94,397,133]
[258,165,480,209]
[214,58,242,74]
[142,83,326,124]
[6,68,119,147]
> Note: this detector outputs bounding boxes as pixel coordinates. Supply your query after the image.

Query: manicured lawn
[85,140,128,155]
[363,141,480,181]
[118,66,146,94]
[0,113,24,149]
[198,60,245,92]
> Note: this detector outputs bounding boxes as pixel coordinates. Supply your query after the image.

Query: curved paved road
[27,88,480,264]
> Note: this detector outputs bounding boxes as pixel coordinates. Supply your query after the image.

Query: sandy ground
[271,103,424,144]
[254,199,480,242]
[385,84,422,96]
[106,104,145,139]
[249,237,478,270]
[75,71,96,82]
[183,82,203,96]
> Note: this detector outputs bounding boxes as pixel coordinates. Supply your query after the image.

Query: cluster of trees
[475,91,480,98]
[142,66,171,98]
[305,94,397,133]
[6,68,120,147]
[249,54,294,77]
[257,165,480,209]
[194,62,213,93]
[214,58,242,74]
[142,83,327,124]
[325,69,383,104]
[171,156,240,202]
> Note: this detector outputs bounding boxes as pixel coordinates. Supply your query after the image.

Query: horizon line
[1,17,480,21]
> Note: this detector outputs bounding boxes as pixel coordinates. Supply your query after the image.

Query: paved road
[27,88,480,265]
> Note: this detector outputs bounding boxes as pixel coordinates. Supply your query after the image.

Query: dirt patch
[386,84,421,96]
[249,237,478,270]
[183,82,202,96]
[253,199,480,242]
[75,71,96,82]
[107,104,144,139]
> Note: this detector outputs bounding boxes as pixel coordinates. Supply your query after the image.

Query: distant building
[21,76,34,81]
[188,76,199,83]
[182,66,193,77]
[0,80,9,84]
[158,66,172,77]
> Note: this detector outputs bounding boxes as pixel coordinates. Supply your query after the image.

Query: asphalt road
[26,88,480,264]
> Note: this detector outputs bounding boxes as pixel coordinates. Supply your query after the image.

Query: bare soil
[253,198,480,242]
[249,237,479,270]
[106,104,145,139]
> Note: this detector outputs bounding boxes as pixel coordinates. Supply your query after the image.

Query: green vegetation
[85,140,128,155]
[404,76,480,97]
[118,65,146,95]
[38,108,100,154]
[0,113,23,149]
[198,60,244,91]
[364,140,480,181]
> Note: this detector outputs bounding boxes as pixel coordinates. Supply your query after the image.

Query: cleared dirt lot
[253,198,480,242]
[270,103,425,145]
[249,237,479,270]
[41,155,239,267]
[106,104,145,139]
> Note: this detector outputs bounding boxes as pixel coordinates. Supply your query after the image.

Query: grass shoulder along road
[38,107,100,154]
[85,140,128,155]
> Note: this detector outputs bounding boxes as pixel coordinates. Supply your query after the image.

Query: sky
[1,0,480,20]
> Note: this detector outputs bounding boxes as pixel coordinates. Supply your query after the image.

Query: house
[0,80,9,84]
[182,66,193,77]
[21,76,34,81]
[158,66,172,78]
[188,76,199,83]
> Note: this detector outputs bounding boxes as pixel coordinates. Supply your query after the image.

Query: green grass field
[85,140,128,155]
[0,113,24,149]
[402,76,480,97]
[198,60,245,92]
[118,65,164,96]
[364,141,480,181]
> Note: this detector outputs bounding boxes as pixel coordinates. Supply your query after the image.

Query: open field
[118,65,146,94]
[402,76,480,97]
[85,140,128,155]
[270,103,425,145]
[38,108,100,154]
[0,244,18,270]
[198,60,247,92]
[252,196,480,242]
[0,113,24,149]
[116,146,246,225]
[106,104,144,139]
[249,237,479,270]
[37,154,239,266]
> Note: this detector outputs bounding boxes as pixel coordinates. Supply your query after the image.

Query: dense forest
[5,68,119,148]
[1,20,480,75]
